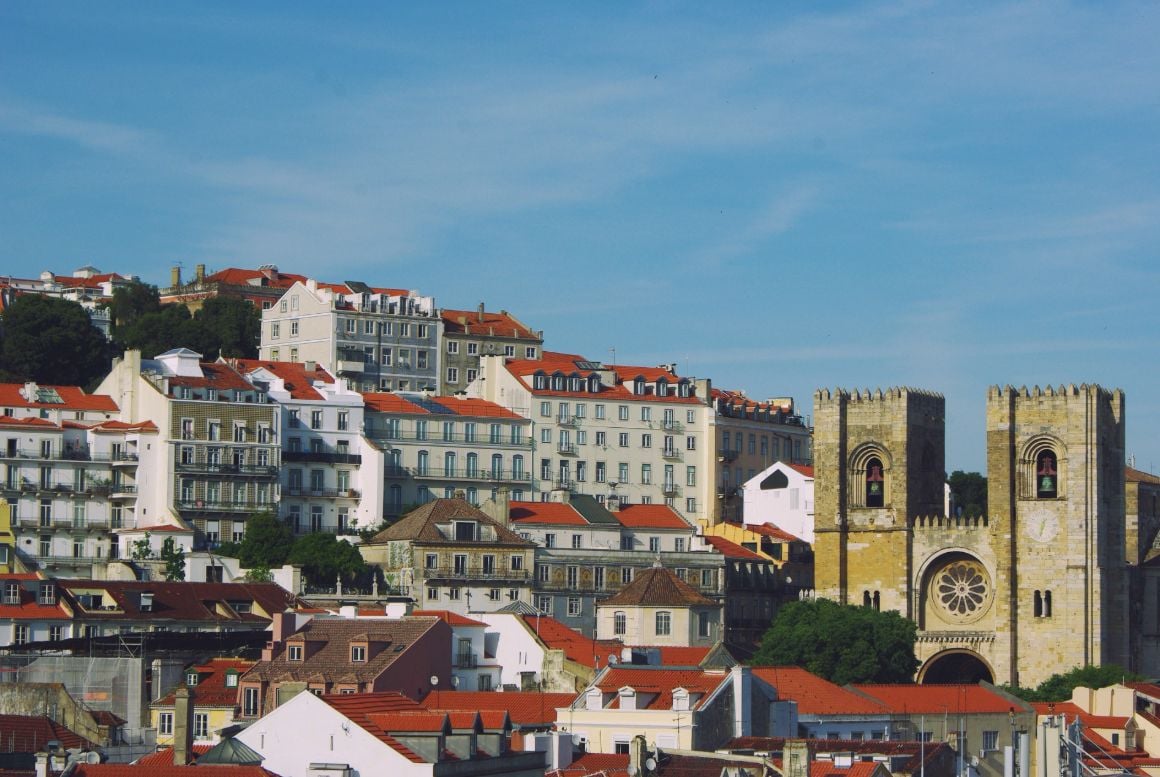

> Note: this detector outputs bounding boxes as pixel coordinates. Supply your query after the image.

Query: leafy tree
[131,533,153,561]
[195,296,261,358]
[116,304,216,359]
[1002,664,1141,702]
[948,471,988,518]
[287,533,368,586]
[750,598,919,684]
[160,536,186,581]
[235,512,295,570]
[0,295,111,388]
[107,280,161,340]
[244,565,273,583]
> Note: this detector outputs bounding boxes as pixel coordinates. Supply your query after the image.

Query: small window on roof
[225,670,238,688]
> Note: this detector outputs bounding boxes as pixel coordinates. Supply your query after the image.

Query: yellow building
[150,658,254,746]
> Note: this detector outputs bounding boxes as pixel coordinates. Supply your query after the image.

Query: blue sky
[3,2,1159,472]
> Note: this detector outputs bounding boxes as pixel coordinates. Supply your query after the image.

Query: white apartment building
[0,383,149,574]
[233,359,383,533]
[470,351,714,521]
[362,392,534,520]
[97,349,281,548]
[740,460,816,542]
[0,266,136,337]
[259,279,441,393]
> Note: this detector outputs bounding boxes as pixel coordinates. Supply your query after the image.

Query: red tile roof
[549,752,630,777]
[595,667,731,710]
[0,580,72,621]
[614,504,692,530]
[166,362,252,393]
[369,499,533,546]
[57,580,296,624]
[598,566,716,607]
[752,667,889,716]
[747,523,806,543]
[367,711,449,733]
[522,614,623,668]
[809,762,884,777]
[231,359,336,401]
[320,692,427,763]
[788,464,814,477]
[1126,467,1160,485]
[419,691,574,727]
[425,396,525,420]
[153,658,255,708]
[510,502,588,526]
[505,352,701,404]
[0,384,119,412]
[1029,701,1130,729]
[133,745,214,766]
[0,714,96,751]
[703,536,765,560]
[411,610,488,627]
[649,646,712,665]
[362,392,426,413]
[852,683,1019,714]
[441,309,539,339]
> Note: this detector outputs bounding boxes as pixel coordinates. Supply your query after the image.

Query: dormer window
[533,374,546,390]
[672,687,690,712]
[139,592,154,612]
[587,376,601,393]
[634,378,646,395]
[656,379,668,397]
[4,582,20,605]
[287,644,303,661]
[677,381,691,398]
[225,670,238,688]
[351,645,367,663]
[552,375,565,391]
[37,583,55,606]
[186,671,200,686]
[570,377,583,392]
[453,521,476,542]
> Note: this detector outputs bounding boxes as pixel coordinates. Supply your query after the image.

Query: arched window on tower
[866,457,885,508]
[1036,450,1058,498]
[1044,590,1052,617]
[872,591,881,611]
[863,591,872,608]
[1034,590,1043,617]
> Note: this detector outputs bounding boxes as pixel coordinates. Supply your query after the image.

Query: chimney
[483,487,512,527]
[173,686,195,765]
[171,266,182,288]
[607,494,621,512]
[304,360,317,372]
[34,752,48,777]
[629,735,649,777]
[477,303,485,323]
[784,740,813,777]
[195,263,205,282]
[549,488,571,504]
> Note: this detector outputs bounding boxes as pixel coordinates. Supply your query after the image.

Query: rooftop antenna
[609,347,616,366]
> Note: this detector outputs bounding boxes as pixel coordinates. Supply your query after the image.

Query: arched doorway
[919,650,994,684]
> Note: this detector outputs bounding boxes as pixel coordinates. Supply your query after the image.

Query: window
[595,404,606,420]
[1037,450,1058,498]
[686,498,697,513]
[641,464,652,485]
[621,567,633,583]
[655,611,671,636]
[641,407,651,422]
[675,538,685,552]
[448,587,461,600]
[698,611,712,637]
[567,597,582,617]
[572,534,583,549]
[447,341,459,354]
[595,567,605,589]
[288,645,303,661]
[614,611,626,635]
[866,456,885,507]
[351,645,366,662]
[618,433,629,447]
[595,431,607,446]
[537,564,549,582]
[618,406,629,421]
[702,569,713,587]
[641,433,652,448]
[567,566,578,587]
[50,625,64,642]
[425,553,438,570]
[194,713,208,740]
[4,582,20,605]
[595,462,606,482]
[983,731,999,752]
[290,321,299,336]
[417,350,428,369]
[466,368,478,383]
[615,741,631,755]
[311,410,323,430]
[540,402,552,417]
[159,712,174,735]
[504,345,515,357]
[545,533,556,548]
[619,462,629,483]
[511,554,524,571]
[536,595,552,614]
[648,536,660,553]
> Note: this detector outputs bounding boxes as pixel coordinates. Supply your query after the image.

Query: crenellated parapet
[987,383,1124,402]
[910,514,990,529]
[815,386,945,404]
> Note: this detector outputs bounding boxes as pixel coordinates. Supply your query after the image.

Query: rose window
[934,560,990,618]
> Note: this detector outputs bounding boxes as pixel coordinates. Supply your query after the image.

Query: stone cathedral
[812,384,1130,688]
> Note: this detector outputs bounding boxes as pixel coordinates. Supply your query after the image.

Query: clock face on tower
[1025,509,1060,544]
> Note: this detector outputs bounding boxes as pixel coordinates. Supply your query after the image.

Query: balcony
[176,499,276,514]
[661,482,680,497]
[424,566,530,582]
[368,430,533,448]
[283,488,361,500]
[718,449,739,463]
[661,420,684,433]
[174,462,279,478]
[282,450,362,465]
[557,415,580,428]
[556,442,577,455]
[408,467,532,483]
[455,652,479,669]
[16,516,114,532]
[336,360,365,375]
[110,484,138,498]
[662,447,683,461]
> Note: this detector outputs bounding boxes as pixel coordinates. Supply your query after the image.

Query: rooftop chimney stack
[173,686,194,766]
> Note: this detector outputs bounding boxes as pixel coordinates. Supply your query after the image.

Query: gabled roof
[594,666,731,710]
[1029,701,1131,729]
[510,501,589,526]
[166,361,252,393]
[747,522,806,543]
[614,504,692,530]
[231,359,336,401]
[56,580,297,624]
[243,617,443,685]
[752,667,890,716]
[505,351,700,405]
[1126,467,1160,485]
[360,391,524,420]
[133,745,214,766]
[852,683,1029,714]
[368,499,533,547]
[703,536,765,560]
[598,565,717,608]
[320,692,428,763]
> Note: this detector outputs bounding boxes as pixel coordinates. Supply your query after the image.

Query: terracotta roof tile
[599,566,716,607]
[505,352,701,405]
[704,536,765,560]
[425,396,526,420]
[410,610,488,627]
[0,714,96,751]
[153,658,255,708]
[367,711,449,733]
[133,745,214,766]
[549,752,630,777]
[319,692,427,762]
[510,502,589,526]
[0,384,118,412]
[614,504,692,530]
[418,691,574,727]
[1126,467,1160,485]
[72,763,278,776]
[56,580,296,624]
[231,359,336,401]
[852,683,1024,714]
[440,309,539,340]
[595,667,731,710]
[752,667,890,716]
[747,523,806,543]
[361,392,426,414]
[521,615,623,668]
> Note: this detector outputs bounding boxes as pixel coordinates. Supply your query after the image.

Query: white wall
[477,613,547,689]
[741,462,815,542]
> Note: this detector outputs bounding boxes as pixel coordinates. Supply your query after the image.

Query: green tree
[948,471,988,517]
[116,304,216,359]
[107,280,161,341]
[160,536,186,581]
[131,533,153,561]
[236,512,295,570]
[287,533,368,586]
[0,295,111,388]
[750,598,919,684]
[1003,664,1141,702]
[195,296,261,358]
[244,565,273,583]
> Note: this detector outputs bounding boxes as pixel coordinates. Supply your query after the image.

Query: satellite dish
[646,758,657,771]
[608,654,619,665]
[571,734,582,746]
[430,675,440,686]
[627,767,638,777]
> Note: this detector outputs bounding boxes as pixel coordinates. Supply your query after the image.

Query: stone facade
[813,383,1130,688]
